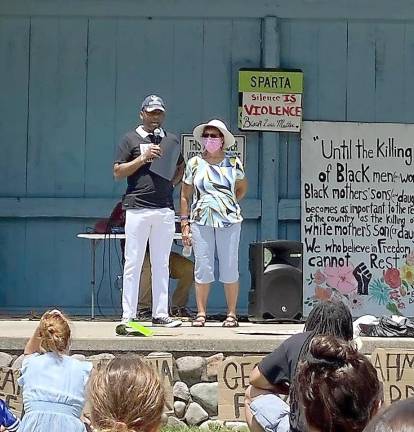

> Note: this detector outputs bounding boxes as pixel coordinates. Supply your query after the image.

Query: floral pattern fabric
[183,155,245,228]
[304,250,414,315]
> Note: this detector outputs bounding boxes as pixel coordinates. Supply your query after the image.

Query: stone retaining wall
[0,351,249,430]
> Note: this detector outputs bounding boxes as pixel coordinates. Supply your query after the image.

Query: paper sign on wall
[238,69,303,132]
[301,121,414,317]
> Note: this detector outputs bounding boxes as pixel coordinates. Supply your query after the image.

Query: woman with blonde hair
[180,119,248,327]
[18,309,92,431]
[88,355,165,432]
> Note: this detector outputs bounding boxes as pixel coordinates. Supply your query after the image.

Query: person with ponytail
[180,119,248,327]
[296,335,381,432]
[17,309,93,431]
[88,355,165,432]
[245,300,354,432]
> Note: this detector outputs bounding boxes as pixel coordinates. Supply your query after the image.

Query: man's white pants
[122,207,175,320]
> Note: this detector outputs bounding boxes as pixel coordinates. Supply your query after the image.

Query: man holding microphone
[114,95,184,328]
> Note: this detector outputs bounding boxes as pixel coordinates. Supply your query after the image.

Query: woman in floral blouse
[180,119,248,327]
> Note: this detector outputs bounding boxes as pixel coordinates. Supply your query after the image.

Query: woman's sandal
[222,314,239,327]
[192,314,207,327]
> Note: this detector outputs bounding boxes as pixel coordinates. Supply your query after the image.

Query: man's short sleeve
[177,153,184,166]
[114,134,132,164]
[258,341,290,385]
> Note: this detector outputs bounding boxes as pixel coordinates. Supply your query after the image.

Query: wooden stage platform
[0,319,413,356]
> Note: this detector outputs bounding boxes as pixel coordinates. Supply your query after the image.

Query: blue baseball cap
[141,95,166,112]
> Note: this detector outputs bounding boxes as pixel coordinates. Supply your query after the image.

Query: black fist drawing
[353,262,372,296]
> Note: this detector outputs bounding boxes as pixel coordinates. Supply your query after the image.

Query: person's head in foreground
[39,309,71,354]
[296,335,382,432]
[304,299,354,341]
[363,397,414,432]
[88,355,165,432]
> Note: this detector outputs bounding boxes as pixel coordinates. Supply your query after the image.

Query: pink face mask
[203,137,222,154]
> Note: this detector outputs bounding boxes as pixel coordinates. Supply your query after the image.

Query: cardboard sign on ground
[90,353,174,411]
[144,353,174,410]
[0,367,23,417]
[372,348,414,405]
[218,355,264,420]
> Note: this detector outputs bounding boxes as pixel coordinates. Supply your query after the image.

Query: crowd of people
[1,310,165,432]
[2,301,414,431]
[2,94,413,430]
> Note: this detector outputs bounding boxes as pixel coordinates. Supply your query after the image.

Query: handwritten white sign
[301,121,414,317]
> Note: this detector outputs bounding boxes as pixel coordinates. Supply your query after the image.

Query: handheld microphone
[153,128,161,145]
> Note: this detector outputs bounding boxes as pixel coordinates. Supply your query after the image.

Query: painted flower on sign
[305,257,414,316]
[383,268,401,289]
[369,258,414,315]
[389,290,400,301]
[315,286,332,301]
[347,292,363,310]
[314,270,326,285]
[400,264,414,285]
[369,279,391,306]
[406,251,414,266]
[324,265,358,295]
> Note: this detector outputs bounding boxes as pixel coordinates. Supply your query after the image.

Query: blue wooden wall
[1,0,413,316]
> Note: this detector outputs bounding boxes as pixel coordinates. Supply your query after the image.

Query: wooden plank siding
[0,2,413,315]
[0,14,264,314]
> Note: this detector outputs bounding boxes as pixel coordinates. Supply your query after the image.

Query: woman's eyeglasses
[202,133,221,138]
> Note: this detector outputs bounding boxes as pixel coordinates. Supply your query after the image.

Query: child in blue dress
[17,309,92,432]
[0,399,20,431]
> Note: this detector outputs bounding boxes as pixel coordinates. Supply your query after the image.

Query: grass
[162,425,241,432]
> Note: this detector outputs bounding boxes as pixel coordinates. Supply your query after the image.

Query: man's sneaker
[152,316,182,328]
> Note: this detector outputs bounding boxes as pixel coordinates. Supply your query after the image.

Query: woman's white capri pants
[191,222,241,284]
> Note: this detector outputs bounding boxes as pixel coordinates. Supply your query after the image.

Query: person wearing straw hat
[180,119,248,327]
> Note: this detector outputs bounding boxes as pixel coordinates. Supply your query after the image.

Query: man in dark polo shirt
[114,95,184,328]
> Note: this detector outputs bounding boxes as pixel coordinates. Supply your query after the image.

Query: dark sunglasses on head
[202,133,221,138]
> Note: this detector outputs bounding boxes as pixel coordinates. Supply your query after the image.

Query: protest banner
[302,122,414,317]
[144,353,174,409]
[218,355,264,420]
[238,69,303,132]
[372,348,414,405]
[0,367,23,417]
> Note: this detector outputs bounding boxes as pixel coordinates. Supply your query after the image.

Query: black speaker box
[248,240,303,322]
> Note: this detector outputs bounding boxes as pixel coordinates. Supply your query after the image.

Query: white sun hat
[193,119,235,149]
